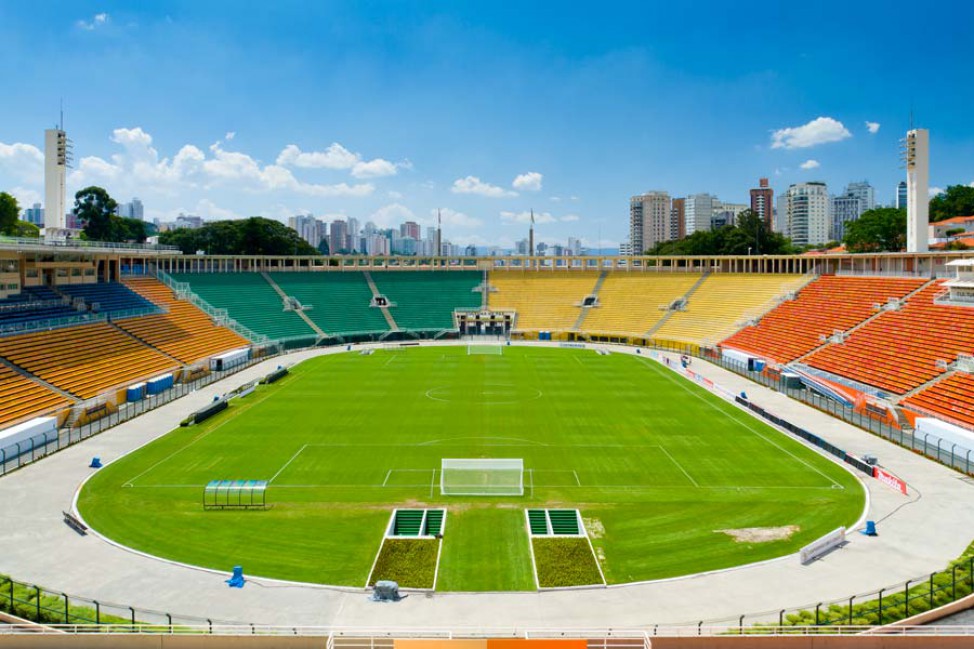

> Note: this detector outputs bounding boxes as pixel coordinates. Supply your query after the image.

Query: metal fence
[0,356,270,477]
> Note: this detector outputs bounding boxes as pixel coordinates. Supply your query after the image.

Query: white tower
[44,126,71,234]
[905,128,929,253]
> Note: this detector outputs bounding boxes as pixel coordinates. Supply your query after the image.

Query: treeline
[159,217,319,255]
[647,210,795,256]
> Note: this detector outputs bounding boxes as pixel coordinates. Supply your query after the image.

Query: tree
[317,238,331,256]
[74,186,118,241]
[843,207,906,252]
[645,209,794,256]
[158,217,318,255]
[7,221,40,238]
[0,192,19,235]
[113,217,150,243]
[930,185,974,222]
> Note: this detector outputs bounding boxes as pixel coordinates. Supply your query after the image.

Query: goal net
[468,343,503,355]
[440,458,524,496]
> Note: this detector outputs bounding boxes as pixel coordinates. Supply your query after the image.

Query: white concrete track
[1,341,973,629]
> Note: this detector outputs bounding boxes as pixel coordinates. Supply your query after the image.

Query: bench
[62,511,87,535]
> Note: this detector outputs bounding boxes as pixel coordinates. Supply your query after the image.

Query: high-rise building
[567,237,582,256]
[905,129,930,253]
[896,181,908,210]
[829,181,876,241]
[749,178,774,229]
[785,182,830,246]
[130,197,144,221]
[44,127,70,232]
[684,193,718,236]
[329,219,348,253]
[401,221,421,240]
[670,198,686,240]
[774,194,788,234]
[844,182,875,212]
[346,218,360,252]
[23,203,44,226]
[289,214,320,247]
[629,191,672,254]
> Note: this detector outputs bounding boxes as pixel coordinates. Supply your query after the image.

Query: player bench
[62,511,87,535]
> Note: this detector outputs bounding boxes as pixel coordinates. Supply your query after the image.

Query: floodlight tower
[904,128,929,253]
[44,112,72,237]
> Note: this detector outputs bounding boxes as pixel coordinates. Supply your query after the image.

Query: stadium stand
[0,286,81,328]
[654,274,805,345]
[902,371,974,429]
[371,271,482,331]
[0,322,178,399]
[805,281,974,394]
[58,282,156,315]
[117,277,250,364]
[581,273,701,336]
[722,276,928,364]
[269,272,389,335]
[0,364,73,428]
[170,273,316,340]
[489,271,599,331]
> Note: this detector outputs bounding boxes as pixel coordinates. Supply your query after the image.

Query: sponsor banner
[873,466,908,495]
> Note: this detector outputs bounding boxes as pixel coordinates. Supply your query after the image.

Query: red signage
[873,466,908,495]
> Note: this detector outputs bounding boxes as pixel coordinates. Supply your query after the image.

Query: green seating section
[422,509,445,536]
[371,271,482,331]
[269,273,389,335]
[170,273,315,340]
[548,509,580,535]
[392,509,424,537]
[527,509,549,535]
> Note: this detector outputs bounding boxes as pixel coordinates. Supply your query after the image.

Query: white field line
[573,470,581,486]
[657,444,700,488]
[526,514,540,590]
[268,444,309,484]
[382,469,392,487]
[122,372,307,488]
[430,468,437,499]
[638,357,844,489]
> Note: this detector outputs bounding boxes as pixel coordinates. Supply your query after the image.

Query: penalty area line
[268,444,308,484]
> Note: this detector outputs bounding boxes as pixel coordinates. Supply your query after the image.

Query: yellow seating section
[654,274,805,345]
[119,277,249,363]
[0,322,178,400]
[0,364,73,428]
[581,273,701,336]
[488,271,600,331]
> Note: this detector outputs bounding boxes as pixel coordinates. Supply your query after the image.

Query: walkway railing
[0,236,179,253]
[155,270,269,344]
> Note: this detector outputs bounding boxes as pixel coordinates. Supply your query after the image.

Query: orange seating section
[805,282,974,394]
[902,372,974,430]
[0,322,178,400]
[722,276,927,364]
[119,277,249,363]
[0,364,73,428]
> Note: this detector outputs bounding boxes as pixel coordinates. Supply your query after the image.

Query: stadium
[2,241,974,648]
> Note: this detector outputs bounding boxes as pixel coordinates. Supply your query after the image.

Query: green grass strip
[368,539,439,589]
[532,537,604,588]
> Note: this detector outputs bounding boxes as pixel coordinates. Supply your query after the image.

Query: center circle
[425,383,543,404]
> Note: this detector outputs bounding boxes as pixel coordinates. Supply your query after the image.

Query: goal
[467,343,503,355]
[440,458,524,496]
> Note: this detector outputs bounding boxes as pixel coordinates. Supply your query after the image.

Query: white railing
[0,235,179,253]
[155,270,269,344]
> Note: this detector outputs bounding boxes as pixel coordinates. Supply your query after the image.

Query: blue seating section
[0,286,79,327]
[58,282,156,316]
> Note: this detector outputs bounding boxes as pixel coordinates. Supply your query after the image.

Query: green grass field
[78,346,864,590]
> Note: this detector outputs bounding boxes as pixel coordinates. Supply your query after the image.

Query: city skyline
[0,1,972,250]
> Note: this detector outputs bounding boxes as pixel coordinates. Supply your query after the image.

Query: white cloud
[369,203,415,228]
[550,196,562,202]
[771,117,852,149]
[865,121,880,134]
[194,198,238,220]
[276,143,404,179]
[452,176,517,198]
[0,141,44,184]
[387,190,403,200]
[929,186,945,197]
[429,208,482,229]
[77,12,109,30]
[799,159,820,170]
[500,210,556,224]
[10,187,42,209]
[560,214,581,222]
[512,171,543,192]
[225,131,236,141]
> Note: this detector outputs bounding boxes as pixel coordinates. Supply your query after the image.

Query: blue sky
[1,1,972,248]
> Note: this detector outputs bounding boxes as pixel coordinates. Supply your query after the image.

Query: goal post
[467,343,503,355]
[440,458,524,496]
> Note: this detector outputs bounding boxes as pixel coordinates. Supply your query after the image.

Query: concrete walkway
[1,341,973,630]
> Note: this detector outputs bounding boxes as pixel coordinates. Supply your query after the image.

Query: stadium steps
[902,371,974,429]
[392,509,424,536]
[422,509,445,536]
[362,271,399,332]
[645,272,710,336]
[793,277,939,365]
[0,354,77,401]
[0,362,75,430]
[896,366,958,402]
[548,509,581,535]
[571,270,608,332]
[527,509,549,535]
[261,272,326,337]
[106,320,185,365]
[371,271,482,331]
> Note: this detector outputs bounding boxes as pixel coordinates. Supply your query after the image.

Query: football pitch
[78,346,864,590]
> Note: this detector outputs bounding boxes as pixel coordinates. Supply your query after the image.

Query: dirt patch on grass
[717,525,799,543]
[582,517,605,539]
